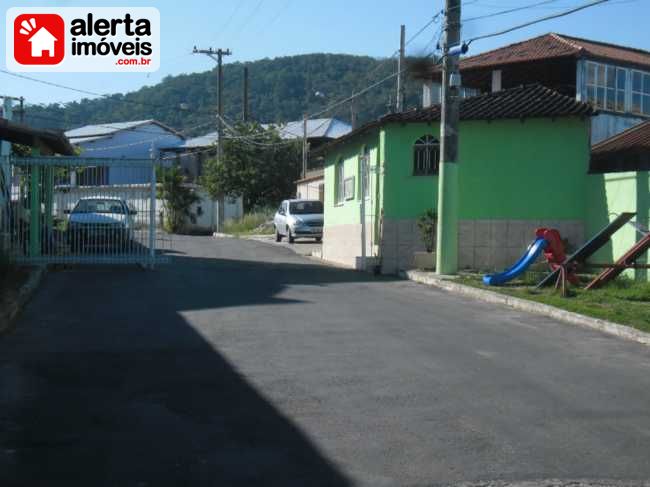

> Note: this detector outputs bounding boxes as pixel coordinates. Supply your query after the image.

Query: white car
[66,197,137,251]
[274,199,323,243]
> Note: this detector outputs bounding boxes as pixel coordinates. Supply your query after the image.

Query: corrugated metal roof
[282,118,351,139]
[65,120,181,144]
[166,118,351,151]
[316,84,594,155]
[591,120,650,172]
[265,118,352,139]
[178,131,219,148]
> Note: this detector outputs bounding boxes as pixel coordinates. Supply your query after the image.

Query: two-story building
[423,33,650,143]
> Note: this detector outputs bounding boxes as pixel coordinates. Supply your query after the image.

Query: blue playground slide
[483,237,548,286]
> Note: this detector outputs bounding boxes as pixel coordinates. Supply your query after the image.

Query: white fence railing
[0,156,170,266]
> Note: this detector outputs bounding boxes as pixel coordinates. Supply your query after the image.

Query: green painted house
[316,85,594,274]
[587,120,650,282]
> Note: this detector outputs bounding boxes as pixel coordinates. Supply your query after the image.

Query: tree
[157,165,200,233]
[202,122,301,210]
[24,53,424,133]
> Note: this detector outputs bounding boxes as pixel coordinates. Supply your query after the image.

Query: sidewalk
[402,269,650,347]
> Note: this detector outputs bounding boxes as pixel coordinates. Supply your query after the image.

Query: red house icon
[13,14,65,65]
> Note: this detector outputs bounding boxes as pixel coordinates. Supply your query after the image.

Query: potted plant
[414,209,437,270]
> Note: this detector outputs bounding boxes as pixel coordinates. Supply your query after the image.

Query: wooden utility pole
[302,114,308,180]
[243,66,249,122]
[435,0,461,275]
[193,46,232,232]
[396,24,406,112]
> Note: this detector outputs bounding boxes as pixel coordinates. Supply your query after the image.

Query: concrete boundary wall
[323,223,375,269]
[459,219,584,272]
[326,218,584,275]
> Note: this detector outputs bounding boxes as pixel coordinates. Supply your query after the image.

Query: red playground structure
[536,228,579,286]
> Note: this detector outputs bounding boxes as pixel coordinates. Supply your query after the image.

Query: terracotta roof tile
[458,33,650,71]
[316,84,593,155]
[591,120,650,172]
[383,83,593,122]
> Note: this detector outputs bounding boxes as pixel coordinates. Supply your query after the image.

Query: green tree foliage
[157,165,201,233]
[24,54,425,134]
[202,123,301,209]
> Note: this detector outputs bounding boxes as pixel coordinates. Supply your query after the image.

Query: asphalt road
[246,233,321,257]
[2,236,650,487]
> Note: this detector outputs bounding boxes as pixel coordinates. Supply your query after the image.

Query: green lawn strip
[223,210,275,237]
[456,273,650,333]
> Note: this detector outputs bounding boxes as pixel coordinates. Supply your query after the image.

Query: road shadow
[0,244,391,486]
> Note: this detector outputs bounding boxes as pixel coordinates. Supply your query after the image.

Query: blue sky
[2,0,649,106]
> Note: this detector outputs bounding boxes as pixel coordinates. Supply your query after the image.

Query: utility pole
[302,114,308,180]
[435,0,461,275]
[0,96,17,157]
[17,96,24,124]
[350,91,358,130]
[242,66,249,122]
[193,46,231,232]
[396,25,406,112]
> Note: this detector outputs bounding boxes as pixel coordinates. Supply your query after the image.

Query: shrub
[157,166,201,234]
[223,208,275,235]
[417,209,437,253]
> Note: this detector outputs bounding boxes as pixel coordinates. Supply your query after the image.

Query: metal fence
[0,156,171,266]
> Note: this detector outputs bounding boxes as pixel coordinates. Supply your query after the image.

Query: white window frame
[359,147,370,200]
[585,61,626,113]
[585,61,650,116]
[335,159,345,204]
[343,176,355,201]
[631,69,650,116]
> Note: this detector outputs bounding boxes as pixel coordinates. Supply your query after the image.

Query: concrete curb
[401,269,650,347]
[0,266,46,335]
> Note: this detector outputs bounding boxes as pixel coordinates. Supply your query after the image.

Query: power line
[230,0,266,43]
[309,69,403,120]
[305,13,443,122]
[212,2,245,44]
[0,69,216,117]
[466,0,610,44]
[462,0,559,23]
[256,0,294,36]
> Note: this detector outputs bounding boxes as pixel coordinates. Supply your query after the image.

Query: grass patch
[223,209,275,236]
[457,272,650,333]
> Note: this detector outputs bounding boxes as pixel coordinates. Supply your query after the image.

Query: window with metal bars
[413,135,440,176]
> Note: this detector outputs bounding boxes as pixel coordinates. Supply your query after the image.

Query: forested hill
[23,53,425,136]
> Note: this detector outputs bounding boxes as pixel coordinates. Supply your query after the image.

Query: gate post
[149,157,157,269]
[29,151,41,258]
